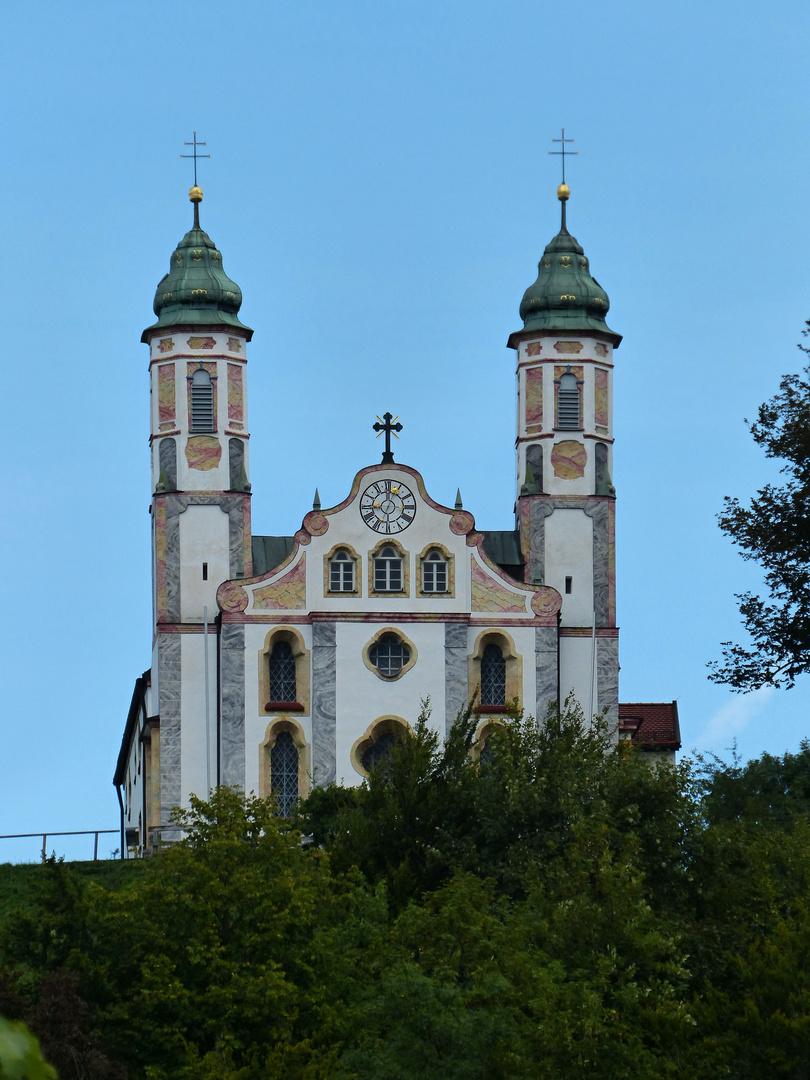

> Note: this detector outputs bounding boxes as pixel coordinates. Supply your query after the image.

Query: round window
[369,633,411,678]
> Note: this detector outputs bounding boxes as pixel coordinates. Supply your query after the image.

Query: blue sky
[2,1,809,860]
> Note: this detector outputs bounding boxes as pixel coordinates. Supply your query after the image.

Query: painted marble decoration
[554,341,583,354]
[158,337,174,353]
[185,436,222,471]
[187,336,216,349]
[531,586,562,619]
[449,511,475,536]
[525,367,543,428]
[158,364,176,424]
[551,440,587,480]
[595,343,608,357]
[154,500,166,621]
[253,557,307,610]
[303,512,329,536]
[227,363,243,423]
[526,342,543,357]
[227,337,242,353]
[470,560,526,614]
[594,368,609,428]
[218,580,249,613]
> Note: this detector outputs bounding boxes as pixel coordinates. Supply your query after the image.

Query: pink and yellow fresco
[470,560,526,614]
[227,363,243,424]
[187,336,216,350]
[594,368,609,428]
[158,365,176,425]
[185,436,222,471]
[525,367,543,428]
[526,342,543,357]
[551,440,587,480]
[253,557,307,611]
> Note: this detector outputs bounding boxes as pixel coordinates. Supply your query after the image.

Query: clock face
[360,479,416,534]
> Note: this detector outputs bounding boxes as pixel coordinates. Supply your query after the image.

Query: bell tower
[507,181,621,730]
[144,183,254,830]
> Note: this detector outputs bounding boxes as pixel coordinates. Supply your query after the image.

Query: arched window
[557,370,580,430]
[421,549,448,593]
[361,729,397,773]
[268,640,297,704]
[330,549,355,592]
[190,366,215,431]
[351,716,411,777]
[374,545,403,592]
[369,633,410,678]
[480,643,506,707]
[270,730,299,816]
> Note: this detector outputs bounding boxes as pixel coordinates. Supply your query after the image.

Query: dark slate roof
[252,535,295,577]
[482,530,524,581]
[619,702,681,751]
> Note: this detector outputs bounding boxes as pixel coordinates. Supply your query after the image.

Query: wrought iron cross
[373,412,403,465]
[548,128,577,184]
[181,131,211,186]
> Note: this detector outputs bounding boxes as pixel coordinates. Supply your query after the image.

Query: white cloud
[697,686,777,752]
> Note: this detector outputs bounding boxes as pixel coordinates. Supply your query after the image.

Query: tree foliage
[711,334,810,689]
[2,703,810,1078]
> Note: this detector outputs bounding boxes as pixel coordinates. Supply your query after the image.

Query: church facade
[115,181,680,853]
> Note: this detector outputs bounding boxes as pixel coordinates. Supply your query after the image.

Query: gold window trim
[323,542,362,597]
[416,542,455,598]
[258,626,311,716]
[361,626,418,682]
[259,717,311,806]
[368,537,410,598]
[468,629,523,713]
[350,715,412,778]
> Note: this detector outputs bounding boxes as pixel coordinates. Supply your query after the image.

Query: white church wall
[333,620,446,785]
[544,508,594,626]
[178,505,231,622]
[559,635,598,720]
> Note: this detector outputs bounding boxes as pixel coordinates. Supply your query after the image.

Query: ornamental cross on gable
[373,412,403,465]
[181,131,211,186]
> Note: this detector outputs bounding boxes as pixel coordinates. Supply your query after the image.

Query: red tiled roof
[618,701,681,751]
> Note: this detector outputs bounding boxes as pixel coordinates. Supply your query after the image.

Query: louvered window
[422,550,447,593]
[374,546,402,591]
[268,641,297,703]
[270,731,299,816]
[361,730,396,773]
[481,643,506,707]
[190,367,215,431]
[557,371,580,430]
[369,633,410,678]
[330,550,355,592]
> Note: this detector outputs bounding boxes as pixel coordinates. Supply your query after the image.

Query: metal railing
[0,830,118,863]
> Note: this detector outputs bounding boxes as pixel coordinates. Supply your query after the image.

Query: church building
[114,178,680,853]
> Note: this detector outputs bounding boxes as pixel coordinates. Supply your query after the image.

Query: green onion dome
[517,185,620,344]
[141,187,252,342]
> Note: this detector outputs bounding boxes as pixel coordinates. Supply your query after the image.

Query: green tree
[710,340,810,690]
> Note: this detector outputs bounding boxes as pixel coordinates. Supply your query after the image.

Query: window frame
[259,717,310,810]
[417,543,455,597]
[362,626,417,682]
[468,630,523,714]
[188,364,216,432]
[259,628,310,716]
[368,538,410,598]
[350,715,411,778]
[323,543,361,597]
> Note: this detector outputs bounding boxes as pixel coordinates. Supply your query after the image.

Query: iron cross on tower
[180,131,211,187]
[373,412,403,465]
[548,127,577,184]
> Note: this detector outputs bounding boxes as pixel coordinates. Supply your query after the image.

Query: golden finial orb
[557,183,570,202]
[189,185,203,203]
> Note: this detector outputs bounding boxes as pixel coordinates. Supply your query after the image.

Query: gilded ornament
[191,289,208,297]
[560,294,576,301]
[192,250,203,261]
[560,255,571,267]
